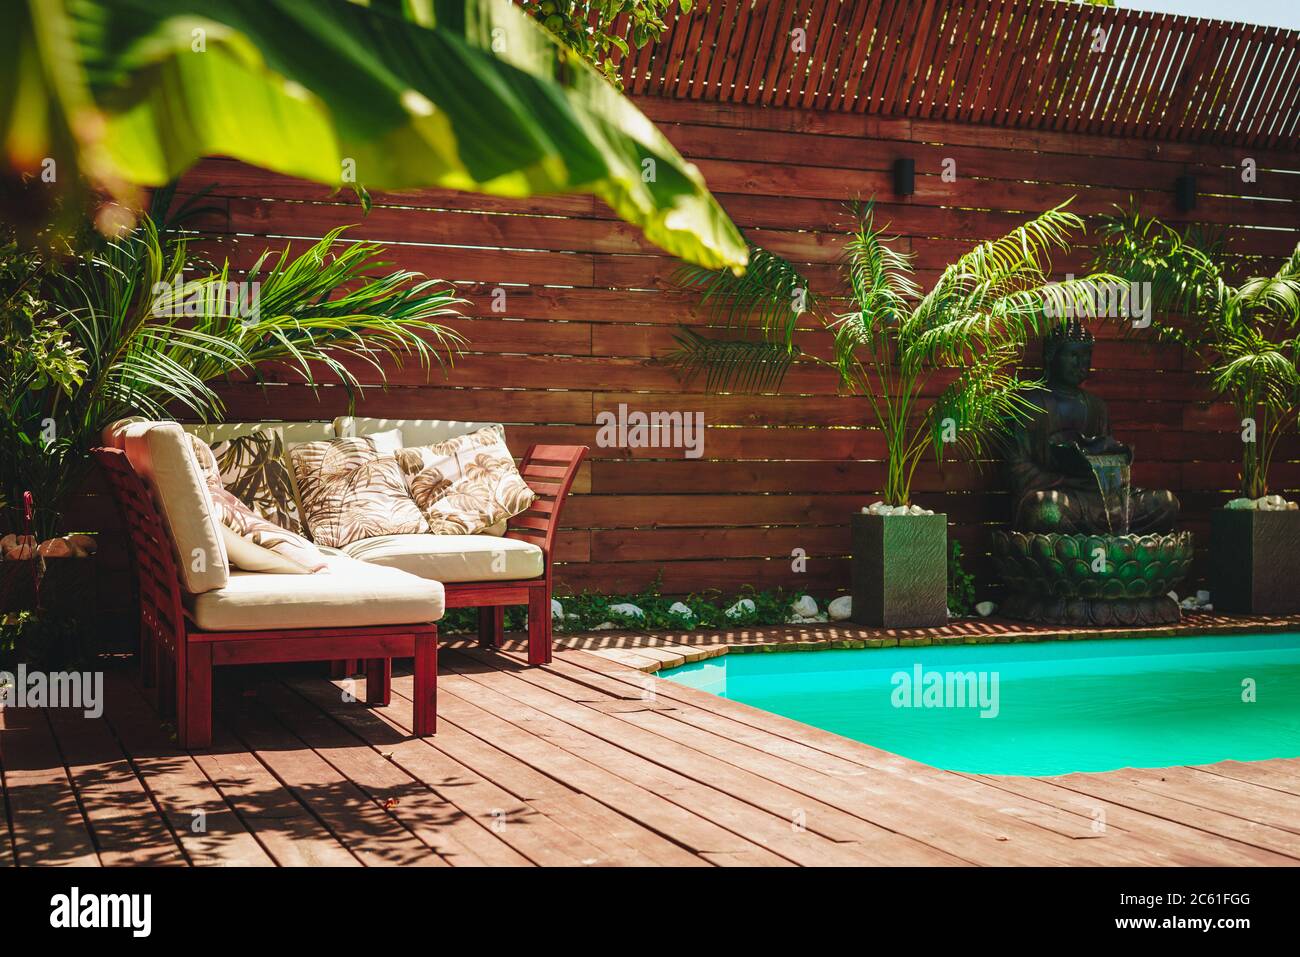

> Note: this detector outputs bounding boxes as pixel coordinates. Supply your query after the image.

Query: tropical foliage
[669,200,1119,506]
[519,0,692,87]
[1092,208,1300,500]
[1,0,745,271]
[0,194,462,538]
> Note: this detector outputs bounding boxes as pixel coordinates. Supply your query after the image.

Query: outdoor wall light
[1175,175,1197,212]
[893,157,915,196]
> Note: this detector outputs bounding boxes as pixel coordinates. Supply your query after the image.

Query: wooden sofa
[95,424,442,750]
[184,417,587,667]
[96,417,585,747]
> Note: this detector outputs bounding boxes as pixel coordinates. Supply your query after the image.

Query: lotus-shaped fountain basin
[991,530,1194,626]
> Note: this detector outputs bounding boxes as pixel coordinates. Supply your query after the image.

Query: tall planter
[1211,509,1300,615]
[850,513,948,628]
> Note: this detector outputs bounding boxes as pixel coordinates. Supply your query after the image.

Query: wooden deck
[3,632,1300,867]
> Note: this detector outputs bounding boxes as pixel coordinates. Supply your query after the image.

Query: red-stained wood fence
[161,1,1298,601]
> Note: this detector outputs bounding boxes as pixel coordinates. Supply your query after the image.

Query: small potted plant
[1094,209,1300,615]
[671,200,1114,626]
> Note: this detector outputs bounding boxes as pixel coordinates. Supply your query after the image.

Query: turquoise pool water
[660,633,1300,776]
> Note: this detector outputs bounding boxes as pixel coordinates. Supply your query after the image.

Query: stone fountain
[992,322,1193,626]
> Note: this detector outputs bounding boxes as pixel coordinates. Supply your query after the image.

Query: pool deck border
[559,613,1300,674]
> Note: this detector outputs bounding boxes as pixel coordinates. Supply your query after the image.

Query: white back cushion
[335,417,499,447]
[117,422,229,594]
[185,421,336,448]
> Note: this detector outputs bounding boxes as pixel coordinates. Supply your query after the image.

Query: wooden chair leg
[365,658,392,706]
[182,643,213,750]
[330,658,360,678]
[412,629,438,736]
[478,606,505,648]
[527,586,552,665]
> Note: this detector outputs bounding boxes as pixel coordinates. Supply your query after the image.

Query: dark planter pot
[850,512,948,628]
[1211,508,1300,615]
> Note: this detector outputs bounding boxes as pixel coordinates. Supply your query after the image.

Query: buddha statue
[1005,322,1179,535]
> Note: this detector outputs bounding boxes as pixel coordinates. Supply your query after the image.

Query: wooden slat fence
[147,3,1300,600]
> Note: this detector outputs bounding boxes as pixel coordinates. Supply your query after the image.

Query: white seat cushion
[342,534,544,583]
[186,555,444,631]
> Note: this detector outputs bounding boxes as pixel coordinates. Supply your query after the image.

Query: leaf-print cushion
[188,435,328,573]
[290,436,429,548]
[207,428,305,535]
[393,426,536,535]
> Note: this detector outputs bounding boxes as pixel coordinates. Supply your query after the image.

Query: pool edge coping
[567,613,1300,675]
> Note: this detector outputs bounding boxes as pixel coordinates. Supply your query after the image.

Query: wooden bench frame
[454,444,588,664]
[94,447,438,750]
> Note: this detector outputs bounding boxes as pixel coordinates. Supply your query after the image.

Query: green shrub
[947,540,978,617]
[437,574,818,636]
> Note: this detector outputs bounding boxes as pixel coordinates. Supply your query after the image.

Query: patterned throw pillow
[393,426,536,535]
[290,436,429,548]
[207,428,305,535]
[188,436,328,574]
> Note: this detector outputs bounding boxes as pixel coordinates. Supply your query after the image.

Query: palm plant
[0,198,463,538]
[1092,208,1300,501]
[669,201,1119,506]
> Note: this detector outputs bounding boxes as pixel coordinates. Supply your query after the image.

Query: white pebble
[725,598,756,619]
[828,595,852,620]
[790,595,819,618]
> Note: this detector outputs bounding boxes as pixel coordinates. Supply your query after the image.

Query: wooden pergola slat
[619,0,1299,150]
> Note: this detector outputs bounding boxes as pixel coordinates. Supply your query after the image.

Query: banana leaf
[1,0,747,272]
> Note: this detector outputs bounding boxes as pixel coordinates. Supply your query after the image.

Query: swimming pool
[660,633,1300,776]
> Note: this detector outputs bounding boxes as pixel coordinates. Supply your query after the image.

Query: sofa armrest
[505,445,587,562]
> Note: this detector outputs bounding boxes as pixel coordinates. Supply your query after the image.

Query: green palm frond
[1092,205,1227,323]
[910,201,1082,335]
[1,208,465,535]
[1094,205,1300,498]
[1274,243,1300,282]
[665,328,800,394]
[928,348,1044,463]
[673,244,816,348]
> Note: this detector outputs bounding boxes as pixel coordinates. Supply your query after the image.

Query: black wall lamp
[1175,174,1197,212]
[893,157,915,196]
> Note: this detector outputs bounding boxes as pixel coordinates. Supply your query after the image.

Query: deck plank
[289,675,634,866]
[97,673,274,867]
[967,773,1291,867]
[1192,759,1300,797]
[0,705,99,866]
[45,703,185,866]
[262,679,528,866]
[376,677,723,866]
[1048,773,1300,862]
[1118,766,1300,835]
[219,682,439,867]
[428,665,811,868]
